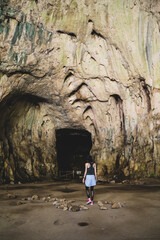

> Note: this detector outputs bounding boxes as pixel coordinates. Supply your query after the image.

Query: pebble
[122,180,129,184]
[7,193,17,199]
[52,197,125,212]
[111,202,121,209]
[97,201,103,207]
[27,197,33,201]
[70,205,80,212]
[41,197,46,201]
[58,205,65,209]
[100,206,108,210]
[79,205,89,210]
[21,198,27,201]
[32,195,39,200]
[67,203,72,208]
[63,207,68,211]
[67,200,75,203]
[17,201,26,206]
[110,180,116,184]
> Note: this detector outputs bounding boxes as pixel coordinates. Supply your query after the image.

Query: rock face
[0,0,160,183]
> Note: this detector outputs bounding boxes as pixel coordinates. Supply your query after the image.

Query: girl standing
[82,155,97,205]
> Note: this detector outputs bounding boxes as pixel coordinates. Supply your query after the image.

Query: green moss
[25,22,35,41]
[18,52,27,65]
[26,108,35,131]
[11,51,18,64]
[4,18,9,40]
[11,22,20,45]
[22,53,27,65]
[37,26,44,44]
[0,9,3,19]
[18,23,24,40]
[0,20,4,34]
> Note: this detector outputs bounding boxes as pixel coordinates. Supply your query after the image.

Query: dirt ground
[0,180,160,240]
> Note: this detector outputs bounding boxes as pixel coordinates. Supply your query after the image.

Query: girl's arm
[93,163,97,181]
[82,163,88,183]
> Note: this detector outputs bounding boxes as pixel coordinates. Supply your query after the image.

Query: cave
[56,129,92,178]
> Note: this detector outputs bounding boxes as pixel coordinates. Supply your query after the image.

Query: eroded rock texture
[0,0,160,183]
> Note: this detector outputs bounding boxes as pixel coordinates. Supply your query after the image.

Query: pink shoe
[86,198,91,204]
[90,201,93,205]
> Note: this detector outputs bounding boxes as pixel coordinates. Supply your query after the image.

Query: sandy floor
[0,180,160,240]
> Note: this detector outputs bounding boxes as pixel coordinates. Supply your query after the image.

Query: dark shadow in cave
[111,94,125,133]
[0,92,49,109]
[0,92,49,183]
[56,129,92,177]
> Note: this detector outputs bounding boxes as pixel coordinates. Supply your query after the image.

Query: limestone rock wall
[0,0,160,182]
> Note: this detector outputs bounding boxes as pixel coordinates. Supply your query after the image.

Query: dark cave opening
[56,129,92,177]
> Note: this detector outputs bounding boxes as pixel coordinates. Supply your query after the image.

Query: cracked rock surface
[0,0,160,182]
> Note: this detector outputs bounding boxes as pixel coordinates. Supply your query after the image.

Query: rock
[53,201,62,208]
[122,180,129,184]
[63,207,68,211]
[70,205,80,212]
[53,201,58,206]
[120,202,126,207]
[27,197,33,201]
[49,198,56,202]
[100,206,108,210]
[134,180,145,185]
[21,198,27,201]
[58,205,65,209]
[7,193,17,199]
[32,195,39,200]
[59,198,66,204]
[97,200,108,210]
[97,201,104,207]
[67,200,75,203]
[41,197,46,201]
[43,197,52,202]
[110,180,116,184]
[79,205,89,210]
[67,203,73,209]
[123,167,130,177]
[111,202,121,209]
[49,198,57,201]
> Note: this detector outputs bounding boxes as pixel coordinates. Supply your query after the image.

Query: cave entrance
[56,129,92,179]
